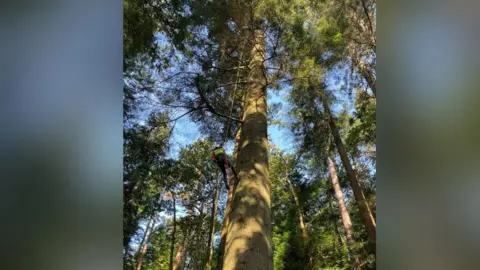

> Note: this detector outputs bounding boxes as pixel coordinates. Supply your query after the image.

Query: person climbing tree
[210,146,238,190]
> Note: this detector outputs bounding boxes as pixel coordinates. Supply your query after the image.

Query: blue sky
[168,87,294,157]
[165,68,353,159]
[149,31,359,158]
[128,32,366,252]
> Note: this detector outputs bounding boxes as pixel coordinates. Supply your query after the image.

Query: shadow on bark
[223,165,272,270]
[223,109,272,269]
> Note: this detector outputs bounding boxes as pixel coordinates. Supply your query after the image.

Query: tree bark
[222,27,272,270]
[206,177,221,269]
[217,128,241,270]
[173,232,188,270]
[217,182,234,270]
[347,44,376,97]
[328,156,362,268]
[169,194,177,270]
[345,1,376,97]
[136,218,154,260]
[355,55,376,97]
[322,97,376,255]
[135,240,149,270]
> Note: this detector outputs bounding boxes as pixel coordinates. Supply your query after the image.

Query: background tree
[123,0,377,268]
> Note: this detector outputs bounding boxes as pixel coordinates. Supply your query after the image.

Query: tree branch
[209,66,249,72]
[360,0,375,44]
[145,107,206,134]
[158,72,200,84]
[195,77,244,124]
[217,81,249,88]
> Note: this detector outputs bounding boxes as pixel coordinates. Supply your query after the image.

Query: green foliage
[142,226,171,270]
[273,230,290,270]
[343,89,376,161]
[123,0,376,268]
[123,112,173,252]
[123,0,157,64]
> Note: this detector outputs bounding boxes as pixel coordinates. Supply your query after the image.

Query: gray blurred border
[378,0,480,269]
[0,1,123,269]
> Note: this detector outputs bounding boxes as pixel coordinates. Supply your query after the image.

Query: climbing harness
[210,146,239,191]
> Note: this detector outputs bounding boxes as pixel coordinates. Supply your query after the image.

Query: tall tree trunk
[169,194,177,270]
[281,155,310,265]
[328,156,362,268]
[281,155,307,242]
[135,208,161,270]
[136,217,154,258]
[136,240,149,270]
[173,232,188,270]
[194,202,205,270]
[217,182,234,270]
[355,55,376,97]
[206,177,221,269]
[223,27,272,270]
[322,98,376,255]
[353,157,376,219]
[217,128,242,270]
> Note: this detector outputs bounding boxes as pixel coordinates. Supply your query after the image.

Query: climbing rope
[224,154,231,191]
[222,36,247,146]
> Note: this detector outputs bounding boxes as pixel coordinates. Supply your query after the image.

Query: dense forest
[123,0,376,269]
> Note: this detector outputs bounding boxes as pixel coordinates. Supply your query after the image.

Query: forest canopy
[123,0,376,269]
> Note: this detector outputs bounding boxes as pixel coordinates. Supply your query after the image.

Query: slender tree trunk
[223,27,272,270]
[353,157,376,219]
[347,44,376,97]
[281,155,310,265]
[194,203,205,270]
[287,177,307,241]
[332,214,346,249]
[355,55,376,97]
[281,155,307,242]
[173,232,188,270]
[217,182,234,270]
[217,128,242,270]
[169,194,177,270]
[136,241,149,270]
[322,98,376,255]
[136,208,161,269]
[206,177,221,269]
[328,156,362,268]
[136,217,154,257]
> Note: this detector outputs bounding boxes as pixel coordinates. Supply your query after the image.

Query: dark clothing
[214,153,238,191]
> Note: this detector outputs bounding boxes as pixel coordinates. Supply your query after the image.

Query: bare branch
[209,66,249,72]
[145,107,206,134]
[360,0,376,44]
[217,81,249,88]
[158,72,200,84]
[195,76,244,124]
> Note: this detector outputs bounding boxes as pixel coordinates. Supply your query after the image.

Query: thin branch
[144,107,206,133]
[209,66,249,72]
[195,77,244,124]
[158,72,200,84]
[360,0,375,43]
[159,104,197,109]
[167,108,206,123]
[217,81,249,88]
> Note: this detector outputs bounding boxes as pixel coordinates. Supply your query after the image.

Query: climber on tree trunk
[210,146,238,190]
